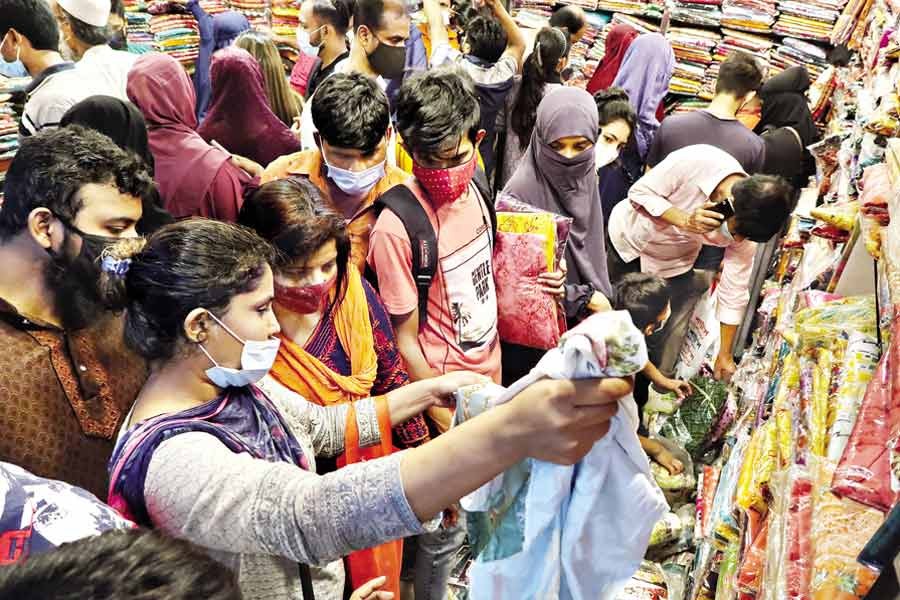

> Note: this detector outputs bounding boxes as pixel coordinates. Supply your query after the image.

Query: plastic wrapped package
[649,512,684,548]
[832,313,900,511]
[708,437,750,549]
[493,211,567,349]
[809,134,848,199]
[810,459,885,600]
[736,420,778,514]
[615,561,669,599]
[761,468,791,599]
[773,353,800,467]
[737,516,768,596]
[675,291,721,381]
[697,465,721,539]
[644,386,680,419]
[794,296,878,350]
[662,552,694,600]
[810,347,835,458]
[783,467,813,600]
[810,202,860,231]
[659,376,728,459]
[827,334,881,461]
[715,539,740,600]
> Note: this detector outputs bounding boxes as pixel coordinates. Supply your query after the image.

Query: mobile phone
[711,198,734,220]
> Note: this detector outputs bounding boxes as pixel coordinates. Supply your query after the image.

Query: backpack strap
[375,184,439,328]
[472,167,497,243]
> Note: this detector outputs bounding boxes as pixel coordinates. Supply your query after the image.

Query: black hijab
[755,66,820,148]
[61,96,174,234]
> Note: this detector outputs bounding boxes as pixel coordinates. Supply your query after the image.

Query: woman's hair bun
[97,237,147,312]
[593,86,630,105]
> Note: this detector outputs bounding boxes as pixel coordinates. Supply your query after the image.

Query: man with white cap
[52,0,136,100]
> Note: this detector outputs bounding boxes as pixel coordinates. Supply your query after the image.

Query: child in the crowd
[613,272,689,475]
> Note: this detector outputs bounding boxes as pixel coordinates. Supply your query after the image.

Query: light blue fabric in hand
[453,310,669,600]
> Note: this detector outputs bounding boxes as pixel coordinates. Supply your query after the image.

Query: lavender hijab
[502,87,612,299]
[612,33,675,159]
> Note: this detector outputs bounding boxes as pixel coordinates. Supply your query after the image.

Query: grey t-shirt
[646,110,765,173]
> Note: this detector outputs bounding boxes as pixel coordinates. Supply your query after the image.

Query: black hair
[548,6,585,40]
[110,0,125,19]
[353,0,405,33]
[465,15,507,63]
[0,126,153,242]
[396,66,481,161]
[0,529,242,600]
[59,6,111,46]
[311,0,352,35]
[0,0,61,52]
[613,272,670,330]
[731,174,797,243]
[311,72,390,154]
[239,178,350,309]
[99,219,276,362]
[511,27,569,148]
[595,86,636,130]
[715,51,764,98]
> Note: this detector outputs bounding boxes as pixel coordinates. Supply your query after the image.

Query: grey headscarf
[501,86,612,299]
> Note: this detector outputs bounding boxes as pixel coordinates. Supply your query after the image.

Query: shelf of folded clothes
[124,1,155,54]
[514,0,555,22]
[720,0,777,34]
[227,0,270,29]
[149,11,201,72]
[557,0,600,9]
[568,17,607,86]
[832,0,873,45]
[773,0,843,44]
[596,0,651,16]
[770,37,830,80]
[670,0,723,28]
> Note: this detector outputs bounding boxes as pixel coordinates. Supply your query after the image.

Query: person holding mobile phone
[606,144,795,383]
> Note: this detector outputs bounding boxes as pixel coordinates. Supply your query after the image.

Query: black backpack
[369,168,497,328]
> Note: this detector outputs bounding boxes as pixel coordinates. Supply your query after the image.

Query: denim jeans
[401,514,467,600]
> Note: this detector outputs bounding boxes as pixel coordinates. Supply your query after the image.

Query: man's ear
[474,129,486,147]
[27,207,57,251]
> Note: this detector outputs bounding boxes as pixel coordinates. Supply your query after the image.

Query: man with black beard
[0,126,153,498]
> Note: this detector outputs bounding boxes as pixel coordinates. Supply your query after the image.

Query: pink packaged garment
[832,315,900,512]
[493,231,565,349]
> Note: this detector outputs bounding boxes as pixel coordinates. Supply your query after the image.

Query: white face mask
[199,312,281,388]
[296,25,325,57]
[594,142,619,170]
[720,220,735,242]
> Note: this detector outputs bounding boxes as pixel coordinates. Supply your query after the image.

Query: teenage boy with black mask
[0,126,153,498]
[299,0,410,149]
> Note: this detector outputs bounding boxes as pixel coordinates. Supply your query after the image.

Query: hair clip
[101,256,132,278]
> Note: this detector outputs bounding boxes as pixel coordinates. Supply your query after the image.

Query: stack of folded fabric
[720,0,777,34]
[568,15,607,86]
[667,26,720,95]
[124,9,154,53]
[714,27,773,62]
[200,0,228,13]
[515,0,554,21]
[272,0,300,64]
[149,12,201,72]
[0,76,28,203]
[596,0,647,15]
[559,0,599,10]
[666,97,710,115]
[670,0,723,28]
[831,0,870,45]
[699,61,720,98]
[770,36,830,79]
[228,0,269,29]
[773,0,843,43]
[610,12,660,32]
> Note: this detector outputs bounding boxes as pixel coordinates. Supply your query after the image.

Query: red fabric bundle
[832,314,900,511]
[785,471,813,599]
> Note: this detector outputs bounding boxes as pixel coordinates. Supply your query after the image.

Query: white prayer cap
[57,0,112,28]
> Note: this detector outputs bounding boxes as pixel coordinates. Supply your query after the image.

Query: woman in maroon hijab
[586,24,638,95]
[127,53,258,222]
[198,47,302,167]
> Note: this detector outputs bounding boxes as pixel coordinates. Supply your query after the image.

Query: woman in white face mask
[102,218,631,600]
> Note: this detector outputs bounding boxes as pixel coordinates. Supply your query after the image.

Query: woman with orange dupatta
[239,178,430,598]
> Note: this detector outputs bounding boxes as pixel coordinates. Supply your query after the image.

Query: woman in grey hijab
[499,86,634,383]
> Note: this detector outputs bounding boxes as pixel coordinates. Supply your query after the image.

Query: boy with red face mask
[367,66,498,600]
[368,67,501,390]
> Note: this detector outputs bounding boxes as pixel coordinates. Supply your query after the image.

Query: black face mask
[45,218,123,330]
[367,36,406,80]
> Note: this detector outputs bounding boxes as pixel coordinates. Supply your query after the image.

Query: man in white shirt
[1,0,80,136]
[52,0,136,100]
[299,0,410,151]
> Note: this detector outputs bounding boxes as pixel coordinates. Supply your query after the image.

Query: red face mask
[274,275,337,314]
[412,153,477,206]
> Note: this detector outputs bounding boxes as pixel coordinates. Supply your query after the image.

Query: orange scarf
[271,265,378,405]
[269,266,402,596]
